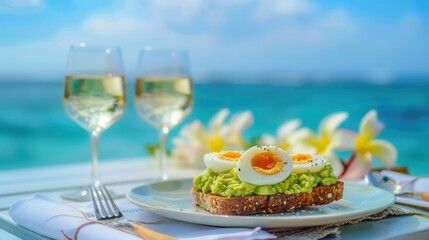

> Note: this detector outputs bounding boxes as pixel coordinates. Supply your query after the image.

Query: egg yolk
[251,151,283,175]
[217,151,242,161]
[291,153,313,164]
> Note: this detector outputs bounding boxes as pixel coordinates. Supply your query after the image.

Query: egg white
[291,153,327,174]
[237,145,293,185]
[203,151,242,173]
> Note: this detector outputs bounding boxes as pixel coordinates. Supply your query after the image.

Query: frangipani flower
[172,108,253,168]
[258,119,302,152]
[340,110,397,180]
[291,112,355,176]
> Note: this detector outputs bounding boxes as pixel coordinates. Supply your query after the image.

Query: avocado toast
[192,146,344,215]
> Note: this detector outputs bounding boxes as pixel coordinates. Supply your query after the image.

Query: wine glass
[62,43,126,201]
[134,49,193,180]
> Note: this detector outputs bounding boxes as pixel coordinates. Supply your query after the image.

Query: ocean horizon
[1,79,428,175]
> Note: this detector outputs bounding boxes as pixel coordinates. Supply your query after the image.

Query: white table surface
[1,158,429,240]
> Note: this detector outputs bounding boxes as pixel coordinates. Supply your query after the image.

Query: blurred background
[1,0,428,174]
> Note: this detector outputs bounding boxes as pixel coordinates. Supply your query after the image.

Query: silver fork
[89,184,175,240]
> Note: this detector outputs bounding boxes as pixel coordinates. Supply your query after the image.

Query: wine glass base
[160,173,169,181]
[60,185,124,202]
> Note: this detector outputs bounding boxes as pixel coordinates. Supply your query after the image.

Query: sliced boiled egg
[204,151,242,173]
[237,145,293,185]
[290,153,327,174]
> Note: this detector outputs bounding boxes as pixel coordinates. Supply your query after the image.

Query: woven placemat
[268,206,413,240]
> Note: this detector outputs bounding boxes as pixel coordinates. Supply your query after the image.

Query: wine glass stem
[159,127,169,180]
[90,132,100,186]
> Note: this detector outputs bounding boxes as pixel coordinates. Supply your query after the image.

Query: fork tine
[92,185,109,219]
[90,184,124,220]
[98,185,122,218]
[89,186,102,220]
[98,185,114,218]
[101,185,123,217]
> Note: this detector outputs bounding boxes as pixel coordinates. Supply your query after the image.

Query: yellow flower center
[279,140,291,151]
[314,137,330,154]
[208,136,225,152]
[356,132,372,153]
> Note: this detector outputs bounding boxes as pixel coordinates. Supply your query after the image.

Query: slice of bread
[192,181,344,215]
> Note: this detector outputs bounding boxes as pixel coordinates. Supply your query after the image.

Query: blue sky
[0,0,428,83]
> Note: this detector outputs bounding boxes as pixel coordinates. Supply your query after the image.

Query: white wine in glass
[135,49,193,180]
[62,44,126,201]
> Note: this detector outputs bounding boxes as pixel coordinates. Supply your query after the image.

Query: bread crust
[192,181,344,215]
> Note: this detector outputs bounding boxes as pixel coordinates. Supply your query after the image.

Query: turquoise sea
[1,80,429,175]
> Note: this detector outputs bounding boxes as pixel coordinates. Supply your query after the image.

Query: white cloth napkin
[9,195,276,240]
[380,170,429,209]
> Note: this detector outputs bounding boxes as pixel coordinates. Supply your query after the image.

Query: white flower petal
[218,125,231,139]
[326,151,344,177]
[172,138,187,146]
[186,121,208,142]
[340,153,372,180]
[259,134,277,146]
[179,120,202,137]
[331,130,357,150]
[209,108,230,131]
[277,119,301,138]
[289,144,316,155]
[367,139,397,168]
[229,110,254,134]
[287,128,320,154]
[359,110,383,139]
[288,128,317,145]
[319,112,348,138]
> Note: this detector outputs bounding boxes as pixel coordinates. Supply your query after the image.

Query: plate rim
[127,178,395,228]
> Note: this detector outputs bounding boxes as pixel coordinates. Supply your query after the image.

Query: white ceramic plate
[127,179,395,228]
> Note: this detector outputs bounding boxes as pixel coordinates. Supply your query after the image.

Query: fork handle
[400,191,429,202]
[130,222,176,240]
[420,192,429,202]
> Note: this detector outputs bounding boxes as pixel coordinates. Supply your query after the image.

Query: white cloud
[276,0,314,15]
[217,0,250,6]
[319,9,354,30]
[207,9,225,26]
[254,0,314,21]
[397,12,423,34]
[0,0,42,12]
[254,8,357,47]
[82,15,149,38]
[152,0,203,21]
[7,0,41,8]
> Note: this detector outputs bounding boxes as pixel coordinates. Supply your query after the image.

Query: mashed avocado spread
[193,163,337,197]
